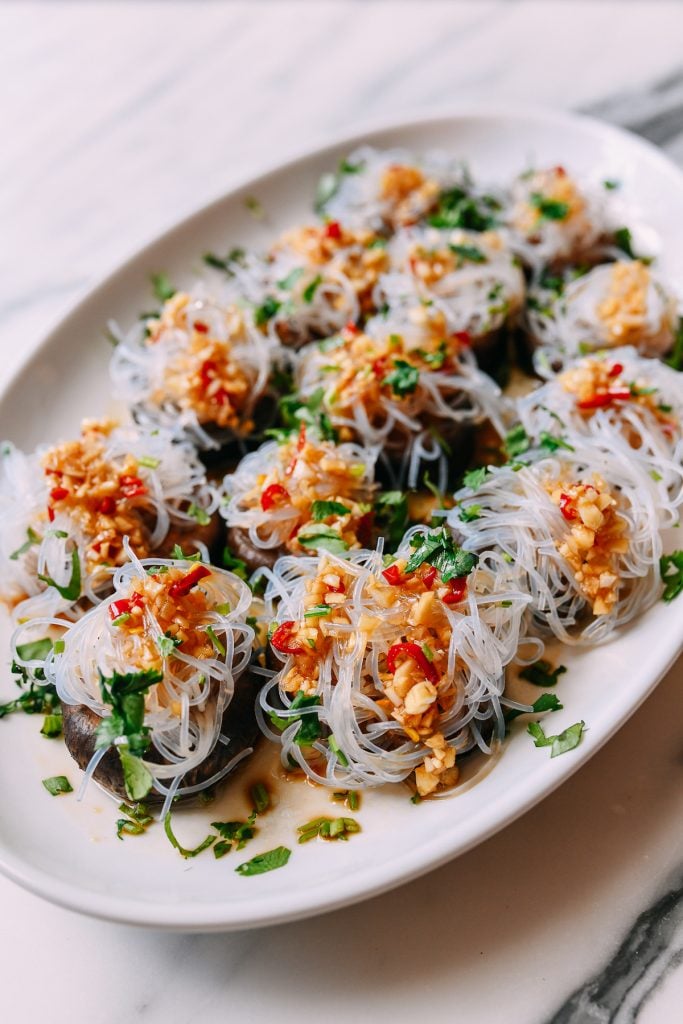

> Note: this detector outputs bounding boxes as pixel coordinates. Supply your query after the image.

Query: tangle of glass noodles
[449,443,664,646]
[375,226,525,340]
[255,533,531,790]
[501,168,616,271]
[317,145,471,233]
[109,284,278,450]
[221,437,379,551]
[0,424,217,622]
[37,548,254,812]
[294,330,506,491]
[516,347,683,515]
[526,261,679,377]
[221,244,362,349]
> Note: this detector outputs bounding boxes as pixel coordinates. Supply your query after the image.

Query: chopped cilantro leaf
[539,432,574,453]
[151,272,175,303]
[404,528,478,580]
[311,499,351,521]
[9,526,41,561]
[530,193,569,221]
[527,719,585,757]
[660,550,683,602]
[462,466,488,489]
[38,548,81,602]
[503,425,530,459]
[297,526,349,554]
[164,812,215,858]
[520,660,567,687]
[235,845,291,876]
[382,359,419,397]
[449,243,486,264]
[254,295,281,326]
[42,775,72,796]
[302,274,322,303]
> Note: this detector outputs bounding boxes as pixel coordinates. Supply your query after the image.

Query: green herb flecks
[449,243,486,264]
[428,188,497,232]
[297,816,361,844]
[95,668,163,801]
[116,801,154,840]
[660,550,683,602]
[302,275,322,304]
[297,525,349,554]
[503,425,530,459]
[527,719,585,757]
[164,812,216,858]
[530,193,569,222]
[268,691,322,746]
[235,845,291,876]
[374,490,409,549]
[520,659,567,687]
[539,432,574,453]
[38,548,81,602]
[382,359,419,397]
[311,499,351,521]
[404,528,478,581]
[9,526,41,561]
[505,692,564,724]
[42,775,73,796]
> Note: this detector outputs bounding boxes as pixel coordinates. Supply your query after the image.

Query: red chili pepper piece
[285,422,307,477]
[453,330,471,347]
[422,565,437,590]
[326,578,346,594]
[50,486,69,502]
[372,358,387,378]
[47,507,55,523]
[109,592,145,619]
[577,389,631,410]
[343,321,360,336]
[168,564,211,599]
[325,221,342,240]
[271,621,304,655]
[97,496,117,515]
[260,483,290,511]
[120,474,148,498]
[559,493,577,521]
[443,577,467,605]
[194,321,209,334]
[199,359,217,387]
[381,564,403,586]
[608,362,623,378]
[386,642,439,684]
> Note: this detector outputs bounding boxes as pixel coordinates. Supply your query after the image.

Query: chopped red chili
[97,496,117,515]
[194,321,209,334]
[271,621,304,655]
[325,221,342,240]
[422,565,437,590]
[168,564,211,599]
[608,362,623,378]
[285,422,307,477]
[442,577,467,605]
[260,483,290,511]
[381,564,403,586]
[453,330,471,347]
[578,389,631,410]
[120,474,148,498]
[49,486,69,502]
[108,592,144,620]
[386,642,439,683]
[343,321,360,336]
[559,493,577,521]
[47,506,55,523]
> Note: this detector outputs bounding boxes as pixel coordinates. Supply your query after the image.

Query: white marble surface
[3,2,683,1021]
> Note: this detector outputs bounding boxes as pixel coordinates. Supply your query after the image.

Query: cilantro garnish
[211,812,257,856]
[171,544,203,562]
[297,525,349,554]
[539,432,574,453]
[311,500,351,521]
[302,275,322,303]
[505,692,563,724]
[314,157,365,214]
[458,504,482,523]
[235,846,291,876]
[9,526,41,561]
[666,319,683,372]
[277,267,305,291]
[187,503,211,526]
[222,546,248,581]
[116,801,153,840]
[530,193,569,221]
[156,632,181,658]
[404,528,478,580]
[95,668,163,801]
[254,295,281,326]
[527,719,585,757]
[42,775,73,796]
[38,548,81,602]
[519,660,567,687]
[164,812,216,859]
[268,691,322,746]
[660,550,683,602]
[202,248,246,275]
[428,188,496,231]
[462,466,488,490]
[449,243,486,264]
[278,388,337,441]
[614,226,636,258]
[503,424,530,459]
[151,272,175,303]
[382,359,419,397]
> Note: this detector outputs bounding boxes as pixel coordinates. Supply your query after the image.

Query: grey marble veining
[2,3,683,1022]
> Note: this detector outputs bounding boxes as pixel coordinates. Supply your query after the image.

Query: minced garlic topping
[559,356,674,431]
[379,164,441,227]
[277,556,465,795]
[595,261,651,347]
[275,225,389,314]
[113,568,217,713]
[316,318,462,435]
[242,432,375,553]
[41,420,152,572]
[514,167,587,237]
[405,230,503,288]
[547,475,628,615]
[147,293,253,430]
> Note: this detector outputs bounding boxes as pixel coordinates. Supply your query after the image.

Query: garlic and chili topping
[547,475,628,615]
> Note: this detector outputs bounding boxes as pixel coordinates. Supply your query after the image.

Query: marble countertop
[3,2,683,1021]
